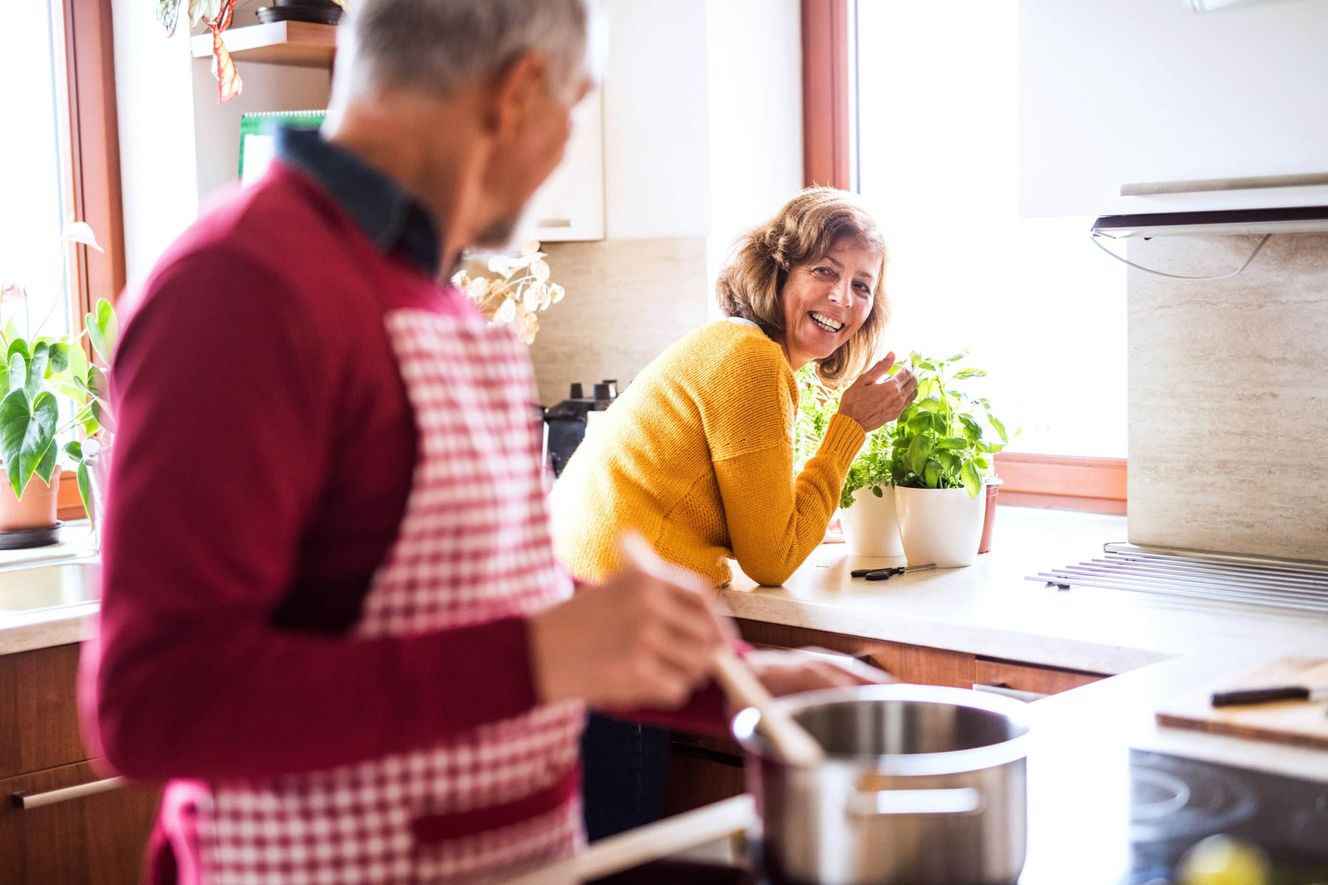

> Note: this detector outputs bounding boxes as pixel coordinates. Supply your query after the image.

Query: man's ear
[486,52,551,138]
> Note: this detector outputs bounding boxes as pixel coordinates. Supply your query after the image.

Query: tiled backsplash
[530,238,711,407]
[1127,234,1328,562]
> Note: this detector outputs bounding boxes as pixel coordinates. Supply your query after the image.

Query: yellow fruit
[1178,834,1272,885]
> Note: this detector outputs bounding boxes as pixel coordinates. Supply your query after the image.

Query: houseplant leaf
[7,353,26,394]
[0,389,59,497]
[961,461,982,498]
[87,299,119,365]
[25,342,49,400]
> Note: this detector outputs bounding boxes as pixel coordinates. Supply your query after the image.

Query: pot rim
[731,683,1031,776]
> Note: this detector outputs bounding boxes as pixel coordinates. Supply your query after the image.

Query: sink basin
[0,560,100,613]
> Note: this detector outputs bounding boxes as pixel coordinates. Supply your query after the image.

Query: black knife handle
[850,568,877,578]
[864,568,905,581]
[1210,686,1311,707]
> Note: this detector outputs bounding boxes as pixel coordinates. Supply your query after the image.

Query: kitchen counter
[7,508,1328,882]
[721,506,1327,674]
[507,505,1328,884]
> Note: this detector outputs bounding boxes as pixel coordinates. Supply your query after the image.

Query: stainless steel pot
[731,684,1031,885]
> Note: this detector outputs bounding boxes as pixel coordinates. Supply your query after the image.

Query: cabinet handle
[536,218,573,228]
[10,776,127,810]
[972,682,1048,703]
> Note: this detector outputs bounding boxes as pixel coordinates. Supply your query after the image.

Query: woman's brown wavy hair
[715,187,888,387]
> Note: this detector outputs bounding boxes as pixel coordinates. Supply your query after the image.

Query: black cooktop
[1124,749,1328,885]
[588,751,1328,885]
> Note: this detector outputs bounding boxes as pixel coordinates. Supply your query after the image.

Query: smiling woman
[548,186,918,841]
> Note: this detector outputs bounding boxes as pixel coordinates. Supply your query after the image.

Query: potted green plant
[0,223,117,548]
[885,351,1011,567]
[795,367,904,558]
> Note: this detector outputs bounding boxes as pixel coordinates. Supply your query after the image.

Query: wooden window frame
[52,0,125,521]
[802,0,1126,513]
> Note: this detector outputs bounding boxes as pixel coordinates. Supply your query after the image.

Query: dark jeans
[580,711,670,841]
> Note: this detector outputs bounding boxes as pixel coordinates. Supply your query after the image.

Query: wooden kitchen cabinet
[0,644,159,884]
[974,657,1104,699]
[735,619,977,688]
[0,761,159,885]
[0,644,85,777]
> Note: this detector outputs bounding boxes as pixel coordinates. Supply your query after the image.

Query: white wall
[190,61,331,206]
[111,0,199,288]
[703,0,804,296]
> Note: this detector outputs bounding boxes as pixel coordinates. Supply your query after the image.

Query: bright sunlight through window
[0,1,74,342]
[855,1,1127,457]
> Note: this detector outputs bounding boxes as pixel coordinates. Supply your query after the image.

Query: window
[0,0,123,518]
[0,0,122,330]
[802,0,1127,511]
[0,1,73,334]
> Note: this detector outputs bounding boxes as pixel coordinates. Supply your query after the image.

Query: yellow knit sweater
[549,320,865,587]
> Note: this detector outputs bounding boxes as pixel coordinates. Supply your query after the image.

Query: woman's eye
[854,282,871,295]
[812,266,835,278]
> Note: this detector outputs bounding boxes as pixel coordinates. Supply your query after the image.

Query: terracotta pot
[978,481,1001,555]
[0,471,61,532]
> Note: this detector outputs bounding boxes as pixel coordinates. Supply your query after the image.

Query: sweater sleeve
[700,339,865,586]
[714,414,864,586]
[83,246,539,781]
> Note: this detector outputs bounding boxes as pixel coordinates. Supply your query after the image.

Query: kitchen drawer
[663,733,745,818]
[735,620,976,688]
[973,658,1105,700]
[1,759,160,884]
[0,644,87,777]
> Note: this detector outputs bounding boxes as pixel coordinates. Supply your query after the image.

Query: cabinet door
[1,760,160,885]
[526,90,605,242]
[1021,0,1328,216]
[0,643,86,777]
[734,620,976,688]
[973,659,1104,701]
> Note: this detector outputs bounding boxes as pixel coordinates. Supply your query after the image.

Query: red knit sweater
[81,165,725,788]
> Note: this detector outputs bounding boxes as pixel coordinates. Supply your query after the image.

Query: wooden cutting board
[1155,657,1328,750]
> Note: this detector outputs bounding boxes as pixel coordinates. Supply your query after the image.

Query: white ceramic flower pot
[894,485,986,568]
[839,487,904,558]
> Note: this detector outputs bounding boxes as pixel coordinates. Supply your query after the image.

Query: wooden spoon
[712,647,825,767]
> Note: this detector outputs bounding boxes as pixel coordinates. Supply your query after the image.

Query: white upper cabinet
[526,90,606,242]
[1020,0,1328,217]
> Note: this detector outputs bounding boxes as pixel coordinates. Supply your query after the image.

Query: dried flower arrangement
[451,241,566,345]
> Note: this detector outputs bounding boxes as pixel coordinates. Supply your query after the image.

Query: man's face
[476,67,594,250]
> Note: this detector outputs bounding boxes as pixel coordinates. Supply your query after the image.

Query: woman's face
[779,238,881,371]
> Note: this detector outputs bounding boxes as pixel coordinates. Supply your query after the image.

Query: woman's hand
[744,648,893,697]
[836,352,918,433]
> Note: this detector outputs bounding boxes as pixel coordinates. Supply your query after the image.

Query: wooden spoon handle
[712,648,825,767]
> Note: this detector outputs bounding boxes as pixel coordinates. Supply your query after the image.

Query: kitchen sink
[0,559,100,613]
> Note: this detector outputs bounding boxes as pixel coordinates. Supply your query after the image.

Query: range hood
[1092,205,1328,238]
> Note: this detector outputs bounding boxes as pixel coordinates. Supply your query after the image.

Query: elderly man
[83,1,869,882]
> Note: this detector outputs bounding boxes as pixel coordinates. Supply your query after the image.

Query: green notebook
[238,110,326,186]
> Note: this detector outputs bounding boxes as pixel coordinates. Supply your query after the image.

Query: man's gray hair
[347,0,591,102]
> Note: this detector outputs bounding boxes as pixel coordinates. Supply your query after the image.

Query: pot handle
[848,787,984,818]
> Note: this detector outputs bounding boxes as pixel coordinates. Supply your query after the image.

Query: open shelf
[190,21,337,67]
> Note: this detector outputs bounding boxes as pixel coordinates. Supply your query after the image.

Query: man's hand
[743,648,893,697]
[530,534,732,709]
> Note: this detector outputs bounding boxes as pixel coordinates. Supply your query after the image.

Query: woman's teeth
[810,312,843,333]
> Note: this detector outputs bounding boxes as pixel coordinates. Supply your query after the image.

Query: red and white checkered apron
[194,309,584,883]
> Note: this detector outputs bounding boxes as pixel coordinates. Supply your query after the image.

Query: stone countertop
[720,505,1328,675]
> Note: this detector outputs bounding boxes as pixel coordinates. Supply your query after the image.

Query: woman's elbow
[741,560,797,587]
